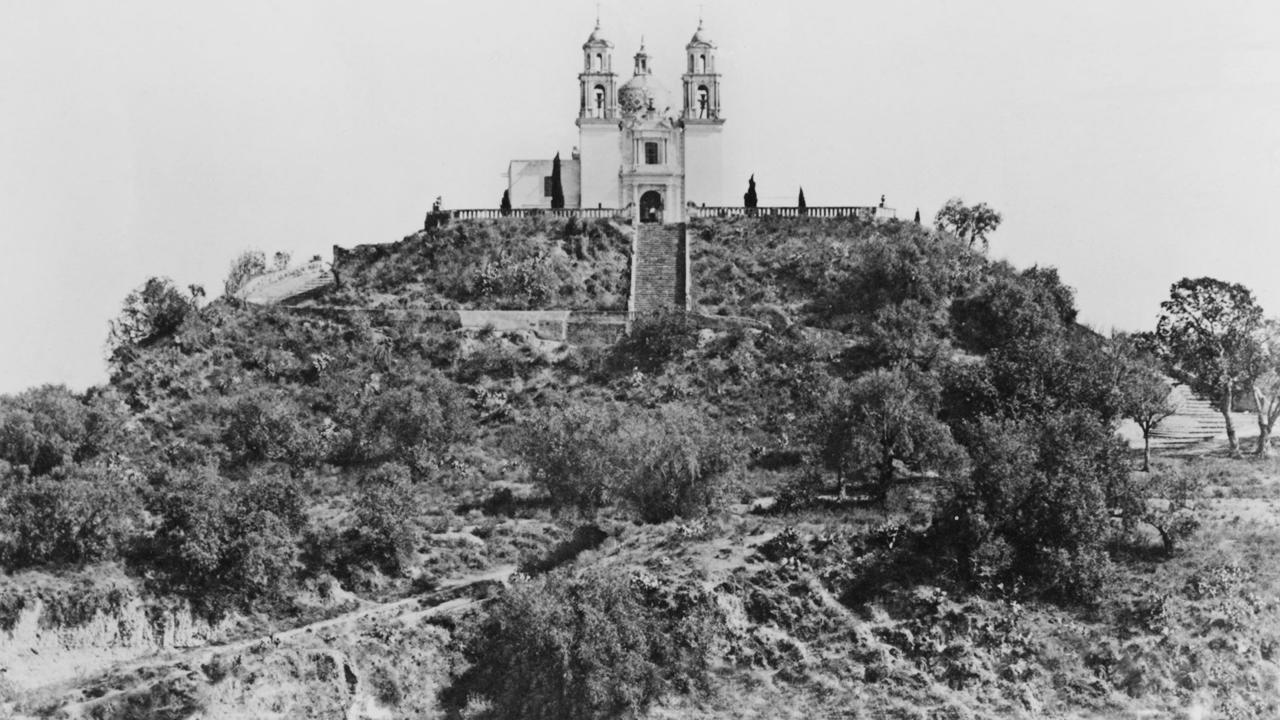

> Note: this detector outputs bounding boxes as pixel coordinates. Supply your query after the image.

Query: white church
[506,19,725,224]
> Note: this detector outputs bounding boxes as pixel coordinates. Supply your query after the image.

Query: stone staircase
[236,260,333,305]
[629,223,687,314]
[1148,383,1228,448]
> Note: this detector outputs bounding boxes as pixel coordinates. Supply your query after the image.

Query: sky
[1,0,1279,394]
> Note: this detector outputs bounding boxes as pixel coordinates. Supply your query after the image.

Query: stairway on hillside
[1148,383,1228,449]
[238,262,334,305]
[630,223,687,314]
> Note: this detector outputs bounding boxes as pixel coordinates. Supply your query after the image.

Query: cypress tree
[798,186,807,214]
[744,174,757,209]
[914,208,921,224]
[550,153,565,209]
[500,189,512,216]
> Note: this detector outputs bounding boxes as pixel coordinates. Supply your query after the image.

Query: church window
[593,85,606,117]
[593,53,602,71]
[698,54,706,73]
[645,141,660,165]
[697,86,710,118]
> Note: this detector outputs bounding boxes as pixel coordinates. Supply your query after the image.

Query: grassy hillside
[2,216,1278,719]
[331,216,632,311]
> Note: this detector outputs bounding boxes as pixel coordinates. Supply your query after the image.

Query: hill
[2,215,1278,719]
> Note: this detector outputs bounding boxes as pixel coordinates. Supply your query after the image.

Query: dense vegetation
[4,214,1280,718]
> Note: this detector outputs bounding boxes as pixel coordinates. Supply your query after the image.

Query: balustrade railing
[687,206,886,220]
[449,208,627,220]
[444,206,892,221]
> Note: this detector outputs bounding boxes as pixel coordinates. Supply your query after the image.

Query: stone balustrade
[445,206,894,221]
[449,208,627,220]
[688,205,888,220]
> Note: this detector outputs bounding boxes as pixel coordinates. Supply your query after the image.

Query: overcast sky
[2,0,1279,394]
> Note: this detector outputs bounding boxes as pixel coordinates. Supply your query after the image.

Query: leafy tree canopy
[934,197,1003,251]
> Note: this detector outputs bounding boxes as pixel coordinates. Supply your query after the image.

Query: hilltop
[2,215,1279,719]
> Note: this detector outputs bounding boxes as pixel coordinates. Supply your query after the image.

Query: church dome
[584,22,610,47]
[619,73,674,117]
[689,21,713,46]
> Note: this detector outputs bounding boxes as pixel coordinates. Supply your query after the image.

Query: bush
[610,311,700,373]
[0,465,141,570]
[107,277,200,359]
[223,250,268,297]
[1134,467,1203,555]
[340,371,474,470]
[614,404,741,523]
[219,393,324,471]
[516,402,740,521]
[352,463,418,572]
[445,567,719,720]
[144,467,306,610]
[938,409,1129,604]
[809,367,966,502]
[950,263,1074,354]
[515,403,624,513]
[0,385,121,478]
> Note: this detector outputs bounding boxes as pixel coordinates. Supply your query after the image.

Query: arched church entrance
[640,190,664,224]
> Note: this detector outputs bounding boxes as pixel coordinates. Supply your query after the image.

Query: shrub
[0,385,121,478]
[516,402,740,522]
[0,465,141,570]
[515,403,624,513]
[615,404,741,523]
[107,277,200,360]
[219,393,324,471]
[1133,467,1203,555]
[950,264,1074,354]
[223,250,267,297]
[938,409,1129,604]
[610,311,700,374]
[352,463,418,572]
[445,567,719,720]
[809,367,966,502]
[341,371,474,470]
[145,467,306,609]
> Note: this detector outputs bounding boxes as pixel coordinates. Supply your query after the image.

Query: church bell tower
[681,20,725,206]
[578,19,617,122]
[682,20,722,121]
[578,19,624,208]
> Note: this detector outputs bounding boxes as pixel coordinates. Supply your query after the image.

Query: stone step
[630,223,686,314]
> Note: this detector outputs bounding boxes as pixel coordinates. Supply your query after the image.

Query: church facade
[507,20,724,224]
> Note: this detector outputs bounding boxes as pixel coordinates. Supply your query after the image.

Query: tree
[148,467,306,609]
[940,409,1130,603]
[743,174,757,209]
[914,208,921,224]
[614,404,740,523]
[107,277,199,362]
[0,465,141,570]
[934,197,1003,251]
[797,186,807,214]
[224,250,267,297]
[271,251,290,271]
[516,403,625,513]
[500,188,512,216]
[950,264,1074,354]
[1249,322,1280,455]
[550,152,565,209]
[1154,277,1264,454]
[352,463,417,572]
[1119,362,1179,471]
[813,368,966,502]
[446,567,718,720]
